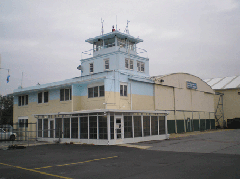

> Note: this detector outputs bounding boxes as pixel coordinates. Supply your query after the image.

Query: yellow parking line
[34,155,118,169]
[0,162,72,179]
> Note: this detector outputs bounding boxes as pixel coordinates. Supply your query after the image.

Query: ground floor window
[134,116,142,137]
[71,118,78,139]
[143,116,150,136]
[110,116,114,139]
[38,119,42,137]
[89,116,97,139]
[43,119,48,138]
[64,118,70,138]
[99,116,107,139]
[124,116,132,138]
[151,116,158,135]
[55,118,62,138]
[80,117,88,139]
[159,116,165,134]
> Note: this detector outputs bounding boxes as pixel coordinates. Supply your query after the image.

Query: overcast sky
[1,0,240,96]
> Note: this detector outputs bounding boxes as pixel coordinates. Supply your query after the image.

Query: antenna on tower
[116,15,118,30]
[125,20,130,34]
[101,18,104,35]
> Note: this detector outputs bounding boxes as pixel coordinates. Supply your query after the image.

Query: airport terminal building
[12,28,215,144]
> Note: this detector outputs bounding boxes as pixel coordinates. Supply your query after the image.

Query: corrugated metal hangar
[205,75,240,128]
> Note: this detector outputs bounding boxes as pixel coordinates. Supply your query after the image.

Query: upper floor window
[125,58,133,70]
[125,59,129,69]
[120,84,127,96]
[104,59,109,70]
[89,63,94,73]
[88,85,104,98]
[18,95,28,106]
[38,92,48,104]
[137,61,145,72]
[60,89,72,101]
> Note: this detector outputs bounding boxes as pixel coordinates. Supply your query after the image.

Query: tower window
[137,61,145,72]
[89,63,94,73]
[125,59,129,69]
[104,59,109,70]
[125,58,133,70]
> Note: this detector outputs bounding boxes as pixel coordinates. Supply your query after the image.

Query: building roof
[204,75,240,89]
[85,30,143,44]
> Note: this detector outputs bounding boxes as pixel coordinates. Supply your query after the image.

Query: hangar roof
[204,75,240,89]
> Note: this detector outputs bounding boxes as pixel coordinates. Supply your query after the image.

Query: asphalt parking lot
[0,129,240,179]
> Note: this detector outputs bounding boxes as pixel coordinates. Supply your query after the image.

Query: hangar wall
[153,73,215,133]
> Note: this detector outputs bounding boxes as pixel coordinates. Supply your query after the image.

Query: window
[104,59,109,70]
[38,119,42,137]
[89,63,94,73]
[80,117,88,139]
[88,85,104,98]
[134,116,142,137]
[38,92,48,104]
[18,95,28,106]
[64,118,70,138]
[71,118,78,139]
[159,116,165,134]
[120,84,127,96]
[124,116,133,138]
[89,116,97,139]
[151,116,158,135]
[125,58,133,70]
[125,59,129,69]
[238,92,240,95]
[130,60,133,70]
[137,61,145,72]
[18,118,28,128]
[60,89,72,101]
[55,118,62,138]
[143,116,150,136]
[99,116,107,139]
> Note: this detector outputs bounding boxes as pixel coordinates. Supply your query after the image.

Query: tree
[0,95,13,125]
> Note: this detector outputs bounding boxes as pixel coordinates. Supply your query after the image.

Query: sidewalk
[0,140,54,150]
[169,129,234,139]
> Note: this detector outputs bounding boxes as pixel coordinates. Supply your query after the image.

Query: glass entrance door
[115,116,123,144]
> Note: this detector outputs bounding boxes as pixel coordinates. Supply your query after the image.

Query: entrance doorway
[115,116,123,144]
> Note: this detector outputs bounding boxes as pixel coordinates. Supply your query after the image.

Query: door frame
[114,115,123,144]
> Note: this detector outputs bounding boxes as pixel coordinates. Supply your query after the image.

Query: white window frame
[130,59,133,70]
[88,85,105,98]
[104,59,110,70]
[18,95,28,106]
[125,58,133,70]
[60,88,72,101]
[89,63,94,73]
[137,61,145,72]
[120,84,128,97]
[38,91,48,104]
[125,59,129,69]
[18,116,28,128]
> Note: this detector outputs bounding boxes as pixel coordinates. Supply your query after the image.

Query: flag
[7,75,10,83]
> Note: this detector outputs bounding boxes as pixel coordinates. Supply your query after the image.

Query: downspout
[130,82,132,110]
[72,84,73,112]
